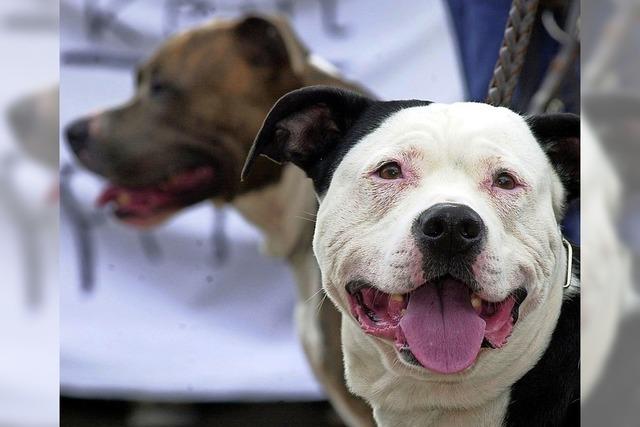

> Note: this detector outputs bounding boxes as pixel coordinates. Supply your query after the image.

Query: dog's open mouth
[346,275,526,374]
[96,165,216,227]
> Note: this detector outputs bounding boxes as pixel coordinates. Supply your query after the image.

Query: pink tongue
[399,278,486,374]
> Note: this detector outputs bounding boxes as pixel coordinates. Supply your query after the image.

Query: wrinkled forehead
[341,103,548,174]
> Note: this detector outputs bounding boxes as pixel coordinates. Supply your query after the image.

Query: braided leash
[486,0,541,107]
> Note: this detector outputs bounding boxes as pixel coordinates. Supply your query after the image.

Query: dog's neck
[232,164,319,291]
[229,47,366,252]
[231,64,364,299]
[231,58,363,259]
[341,238,569,427]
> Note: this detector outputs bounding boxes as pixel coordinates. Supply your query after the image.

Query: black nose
[65,119,90,154]
[415,203,485,256]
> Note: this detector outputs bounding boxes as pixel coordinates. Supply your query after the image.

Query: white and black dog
[243,86,579,427]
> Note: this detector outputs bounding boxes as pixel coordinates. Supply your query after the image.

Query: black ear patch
[527,113,580,202]
[272,103,341,171]
[242,85,372,184]
[234,16,290,69]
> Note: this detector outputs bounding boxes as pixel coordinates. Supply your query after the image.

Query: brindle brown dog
[65,15,374,427]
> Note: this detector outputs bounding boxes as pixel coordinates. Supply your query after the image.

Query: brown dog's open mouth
[96,165,216,227]
[346,276,525,374]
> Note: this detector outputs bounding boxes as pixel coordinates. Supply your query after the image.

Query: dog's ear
[234,15,308,77]
[527,113,580,202]
[242,86,372,181]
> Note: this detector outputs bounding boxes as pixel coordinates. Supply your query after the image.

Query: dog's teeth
[391,294,404,302]
[470,294,482,312]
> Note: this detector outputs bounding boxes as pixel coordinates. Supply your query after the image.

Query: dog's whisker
[304,287,326,304]
[315,293,329,316]
[294,215,317,223]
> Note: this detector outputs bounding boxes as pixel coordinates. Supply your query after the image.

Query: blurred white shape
[7,86,59,170]
[0,0,59,426]
[580,117,632,398]
[581,0,640,422]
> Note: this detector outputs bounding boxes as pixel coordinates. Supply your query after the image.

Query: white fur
[312,103,571,426]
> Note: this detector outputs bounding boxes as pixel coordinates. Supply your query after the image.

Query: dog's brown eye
[377,162,403,180]
[494,172,517,190]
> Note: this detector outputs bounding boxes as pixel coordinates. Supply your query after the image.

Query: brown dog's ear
[242,86,372,181]
[234,15,308,77]
[527,113,580,202]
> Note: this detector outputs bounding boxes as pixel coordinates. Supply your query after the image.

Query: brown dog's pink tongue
[399,278,485,374]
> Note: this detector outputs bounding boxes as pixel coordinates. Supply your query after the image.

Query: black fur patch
[243,85,431,195]
[310,99,432,194]
[243,86,370,181]
[526,113,580,202]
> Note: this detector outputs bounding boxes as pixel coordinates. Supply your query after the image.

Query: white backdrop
[59,0,464,401]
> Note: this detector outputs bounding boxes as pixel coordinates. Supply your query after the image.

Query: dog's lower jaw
[341,318,511,427]
[340,249,568,427]
[341,321,538,427]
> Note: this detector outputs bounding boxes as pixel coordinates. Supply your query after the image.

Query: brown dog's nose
[65,119,90,154]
